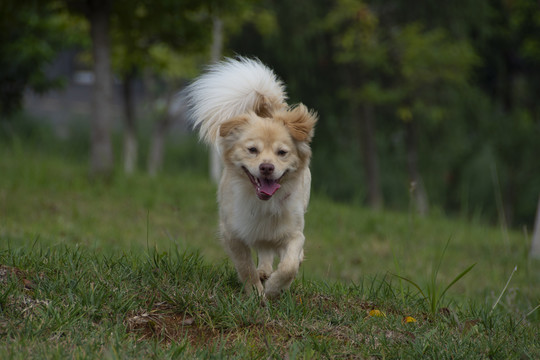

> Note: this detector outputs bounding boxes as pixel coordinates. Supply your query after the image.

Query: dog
[184,57,317,298]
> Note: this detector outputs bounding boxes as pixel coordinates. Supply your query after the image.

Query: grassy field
[1,138,539,358]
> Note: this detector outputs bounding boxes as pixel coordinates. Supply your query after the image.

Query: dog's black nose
[259,163,274,176]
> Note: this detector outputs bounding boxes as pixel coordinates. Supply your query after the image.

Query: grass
[1,136,539,358]
[1,246,539,358]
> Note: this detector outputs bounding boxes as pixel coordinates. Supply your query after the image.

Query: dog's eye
[277,149,288,156]
[247,147,258,154]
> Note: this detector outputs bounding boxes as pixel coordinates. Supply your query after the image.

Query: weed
[392,238,476,314]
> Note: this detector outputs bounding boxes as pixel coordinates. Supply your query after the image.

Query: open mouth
[242,167,284,200]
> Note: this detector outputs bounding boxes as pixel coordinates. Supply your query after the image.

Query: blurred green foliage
[0,1,85,116]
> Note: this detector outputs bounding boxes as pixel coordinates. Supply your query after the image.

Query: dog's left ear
[278,104,317,142]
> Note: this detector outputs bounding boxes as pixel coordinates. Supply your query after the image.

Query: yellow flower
[403,316,417,323]
[368,309,386,317]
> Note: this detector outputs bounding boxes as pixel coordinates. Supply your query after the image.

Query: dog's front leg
[257,248,274,282]
[222,237,264,295]
[263,231,305,298]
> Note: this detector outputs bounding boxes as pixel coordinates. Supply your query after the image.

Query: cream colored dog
[185,58,317,298]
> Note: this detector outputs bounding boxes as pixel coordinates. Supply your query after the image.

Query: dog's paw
[263,287,283,300]
[263,277,283,299]
[243,280,264,296]
[257,269,271,283]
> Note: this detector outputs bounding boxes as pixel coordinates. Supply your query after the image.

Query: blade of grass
[436,263,476,310]
[429,238,451,313]
[490,265,518,315]
[392,253,405,304]
[391,273,427,301]
[514,302,540,328]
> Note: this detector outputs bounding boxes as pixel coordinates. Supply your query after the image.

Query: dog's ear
[254,92,286,118]
[219,115,250,138]
[254,94,273,118]
[278,104,317,142]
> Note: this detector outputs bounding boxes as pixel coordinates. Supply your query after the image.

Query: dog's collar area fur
[242,166,287,200]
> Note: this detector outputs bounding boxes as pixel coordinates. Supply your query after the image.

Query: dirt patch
[125,301,293,353]
[0,264,37,289]
[125,301,196,343]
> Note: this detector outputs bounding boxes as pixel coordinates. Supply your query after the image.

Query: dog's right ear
[219,115,250,138]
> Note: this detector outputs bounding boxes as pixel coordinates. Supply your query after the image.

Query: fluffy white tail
[183,57,287,145]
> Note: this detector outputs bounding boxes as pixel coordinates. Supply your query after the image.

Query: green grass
[1,245,538,358]
[1,139,539,358]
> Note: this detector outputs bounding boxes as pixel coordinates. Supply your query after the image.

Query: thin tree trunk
[211,16,223,62]
[530,196,540,258]
[147,118,170,177]
[405,120,429,215]
[88,0,114,178]
[122,68,137,174]
[503,171,516,226]
[209,16,224,184]
[356,104,383,209]
[148,91,174,177]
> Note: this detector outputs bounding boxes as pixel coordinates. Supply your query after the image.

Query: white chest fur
[220,180,304,246]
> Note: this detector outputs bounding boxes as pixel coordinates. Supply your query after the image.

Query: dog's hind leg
[223,237,263,295]
[263,231,305,298]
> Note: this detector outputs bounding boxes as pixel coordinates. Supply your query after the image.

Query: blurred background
[1,0,540,230]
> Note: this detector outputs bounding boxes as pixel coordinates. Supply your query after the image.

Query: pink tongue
[259,178,281,196]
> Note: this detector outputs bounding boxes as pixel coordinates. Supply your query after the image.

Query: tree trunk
[147,118,170,177]
[405,120,429,216]
[211,16,223,62]
[530,196,540,259]
[148,91,175,177]
[356,104,383,209]
[209,16,224,184]
[88,0,114,178]
[122,68,137,175]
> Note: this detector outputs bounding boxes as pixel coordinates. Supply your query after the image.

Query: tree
[325,0,389,209]
[87,0,114,178]
[111,0,211,175]
[326,1,477,214]
[0,1,81,118]
[0,0,114,177]
[145,47,202,176]
[531,196,540,259]
[208,16,224,184]
[59,0,212,177]
[390,24,478,215]
[51,0,116,178]
[473,0,540,226]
